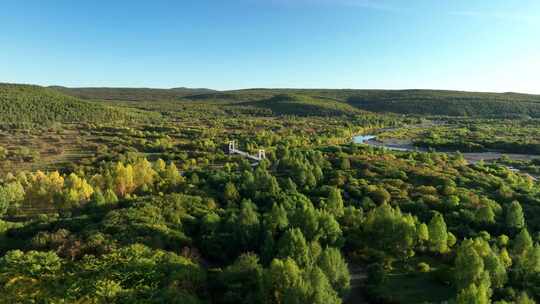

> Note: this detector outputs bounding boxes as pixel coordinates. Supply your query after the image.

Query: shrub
[417,262,430,272]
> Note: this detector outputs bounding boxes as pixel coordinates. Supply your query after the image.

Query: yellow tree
[113,162,135,197]
[133,158,156,190]
[26,171,64,206]
[64,173,94,202]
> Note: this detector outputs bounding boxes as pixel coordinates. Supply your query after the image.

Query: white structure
[228,141,236,154]
[258,149,266,160]
[228,141,266,161]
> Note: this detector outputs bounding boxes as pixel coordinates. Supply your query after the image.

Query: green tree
[306,267,341,304]
[317,247,350,295]
[516,292,535,304]
[283,178,298,192]
[317,212,342,247]
[325,187,344,218]
[367,186,391,205]
[0,181,25,216]
[520,243,540,275]
[265,203,289,234]
[456,283,490,304]
[266,258,308,304]
[89,189,106,207]
[476,205,495,224]
[417,223,429,243]
[484,251,507,289]
[235,199,260,250]
[506,201,525,231]
[103,188,119,204]
[447,231,457,248]
[363,203,417,263]
[428,212,448,254]
[163,162,183,188]
[513,229,533,256]
[277,228,311,267]
[219,253,264,304]
[454,239,485,290]
[339,157,350,170]
[290,200,320,242]
[499,247,512,268]
[224,182,240,204]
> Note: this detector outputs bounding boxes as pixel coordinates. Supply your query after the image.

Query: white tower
[258,149,266,160]
[228,141,236,154]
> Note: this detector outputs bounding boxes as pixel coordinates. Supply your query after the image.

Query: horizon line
[1,81,540,96]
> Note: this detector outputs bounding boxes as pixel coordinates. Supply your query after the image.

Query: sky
[1,0,539,93]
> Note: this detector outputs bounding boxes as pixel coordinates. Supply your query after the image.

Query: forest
[1,83,540,303]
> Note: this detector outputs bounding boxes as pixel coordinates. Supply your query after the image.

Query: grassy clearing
[373,271,454,303]
[369,256,455,304]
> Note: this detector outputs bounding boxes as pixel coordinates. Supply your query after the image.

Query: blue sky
[1,0,539,93]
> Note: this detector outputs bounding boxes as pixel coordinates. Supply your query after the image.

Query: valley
[1,84,540,303]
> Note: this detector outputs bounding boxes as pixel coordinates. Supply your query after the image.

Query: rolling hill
[240,93,363,116]
[42,85,540,118]
[0,83,159,124]
[52,86,216,102]
[345,89,540,117]
[184,88,540,118]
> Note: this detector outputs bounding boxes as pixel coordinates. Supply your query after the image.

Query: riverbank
[357,136,539,164]
[354,134,539,181]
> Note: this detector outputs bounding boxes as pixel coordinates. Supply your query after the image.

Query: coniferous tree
[306,267,341,304]
[428,212,448,254]
[455,239,485,290]
[476,205,496,224]
[506,201,525,231]
[516,292,536,304]
[484,251,507,289]
[363,203,417,263]
[103,188,119,205]
[513,229,533,256]
[317,247,350,295]
[224,182,240,204]
[277,228,311,268]
[325,187,344,218]
[265,203,289,234]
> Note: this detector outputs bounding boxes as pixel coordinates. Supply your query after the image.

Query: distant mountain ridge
[51,86,216,102]
[181,88,540,118]
[20,84,540,118]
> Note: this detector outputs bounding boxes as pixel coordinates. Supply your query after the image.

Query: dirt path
[344,263,370,304]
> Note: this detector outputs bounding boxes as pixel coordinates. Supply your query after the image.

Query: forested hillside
[0,84,159,125]
[188,89,540,118]
[346,90,540,118]
[2,83,540,303]
[190,89,540,118]
[241,94,362,116]
[50,86,540,118]
[54,86,215,102]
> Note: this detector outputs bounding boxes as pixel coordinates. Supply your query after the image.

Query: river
[353,134,539,181]
[353,134,539,164]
